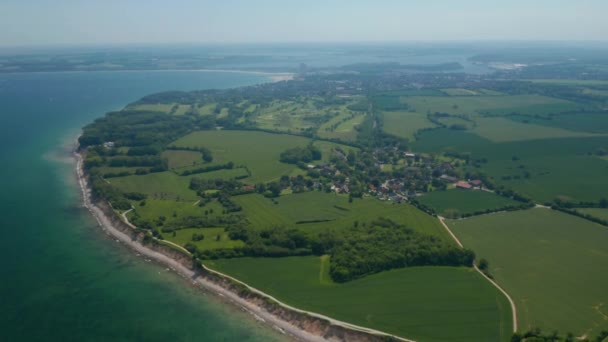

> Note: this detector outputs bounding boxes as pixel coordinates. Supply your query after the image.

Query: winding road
[438,216,518,333]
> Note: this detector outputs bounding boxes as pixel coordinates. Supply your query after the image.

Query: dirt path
[438,216,518,333]
[76,150,415,342]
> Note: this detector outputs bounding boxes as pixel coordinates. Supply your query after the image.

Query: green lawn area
[447,208,608,336]
[161,150,202,169]
[232,191,451,239]
[575,208,608,221]
[207,256,512,342]
[402,95,579,117]
[382,111,437,140]
[164,227,244,250]
[170,130,313,183]
[416,189,521,218]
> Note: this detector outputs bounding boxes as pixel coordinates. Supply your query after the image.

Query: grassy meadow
[170,130,312,183]
[402,94,578,117]
[416,189,521,218]
[382,111,437,140]
[233,191,451,238]
[575,208,608,221]
[413,130,608,203]
[207,256,513,342]
[447,208,608,336]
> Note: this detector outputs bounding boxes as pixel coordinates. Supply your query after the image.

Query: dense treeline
[179,162,234,176]
[327,218,475,282]
[279,144,322,164]
[511,328,608,342]
[193,218,474,283]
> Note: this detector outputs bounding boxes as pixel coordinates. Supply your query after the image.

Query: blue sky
[0,0,607,46]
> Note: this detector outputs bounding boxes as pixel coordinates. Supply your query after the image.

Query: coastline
[1,68,294,82]
[74,148,411,342]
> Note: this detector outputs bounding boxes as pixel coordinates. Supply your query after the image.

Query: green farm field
[161,150,203,169]
[507,112,608,134]
[233,191,450,238]
[207,256,513,342]
[471,117,599,142]
[413,131,608,203]
[165,227,245,250]
[575,208,608,221]
[170,130,311,183]
[382,111,437,140]
[416,189,521,218]
[170,130,356,183]
[447,208,608,336]
[402,95,579,117]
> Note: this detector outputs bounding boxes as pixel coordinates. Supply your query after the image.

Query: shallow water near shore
[0,71,289,341]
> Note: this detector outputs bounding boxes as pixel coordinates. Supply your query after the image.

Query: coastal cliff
[75,149,408,342]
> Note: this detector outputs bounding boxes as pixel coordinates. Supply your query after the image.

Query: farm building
[455,181,473,190]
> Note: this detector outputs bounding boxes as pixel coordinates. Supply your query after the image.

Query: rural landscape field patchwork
[79,58,608,341]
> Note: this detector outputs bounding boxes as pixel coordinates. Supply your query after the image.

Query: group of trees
[511,328,608,342]
[279,144,322,164]
[195,218,475,283]
[328,218,475,282]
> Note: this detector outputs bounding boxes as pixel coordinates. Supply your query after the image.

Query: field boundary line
[438,216,518,333]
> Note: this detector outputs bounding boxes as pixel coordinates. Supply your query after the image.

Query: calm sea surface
[0,70,288,342]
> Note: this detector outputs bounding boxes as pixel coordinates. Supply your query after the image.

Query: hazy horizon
[1,0,607,47]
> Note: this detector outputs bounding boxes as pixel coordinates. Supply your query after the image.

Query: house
[242,185,255,192]
[103,141,115,148]
[307,164,316,169]
[455,181,473,190]
[404,152,416,158]
[469,179,483,188]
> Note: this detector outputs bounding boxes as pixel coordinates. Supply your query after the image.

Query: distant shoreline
[0,68,295,82]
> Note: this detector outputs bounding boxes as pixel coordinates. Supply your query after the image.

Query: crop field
[436,116,475,130]
[416,189,521,218]
[170,130,313,183]
[402,95,578,117]
[441,88,481,96]
[413,131,608,203]
[471,117,598,142]
[483,155,608,203]
[109,172,198,200]
[207,256,512,342]
[507,112,608,134]
[128,103,174,113]
[575,208,608,221]
[447,208,608,336]
[161,150,203,169]
[382,111,437,140]
[165,227,245,250]
[232,191,451,239]
[126,198,224,222]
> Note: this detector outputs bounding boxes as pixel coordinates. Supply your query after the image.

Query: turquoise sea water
[0,71,288,341]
